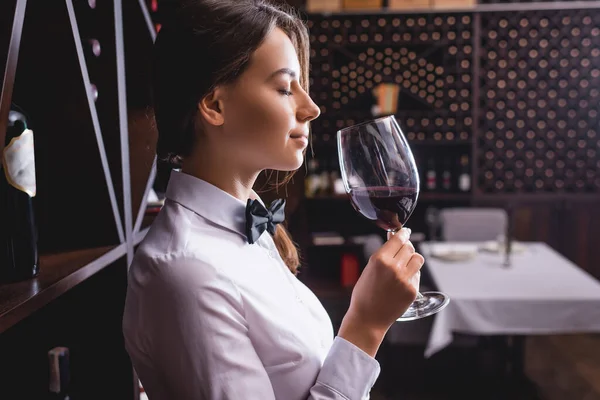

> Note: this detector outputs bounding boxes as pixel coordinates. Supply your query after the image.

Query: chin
[272,153,305,172]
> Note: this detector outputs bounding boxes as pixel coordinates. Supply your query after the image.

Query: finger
[394,240,416,265]
[405,253,425,276]
[380,228,411,256]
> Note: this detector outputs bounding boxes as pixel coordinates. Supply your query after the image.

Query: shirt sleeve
[310,337,381,400]
[142,253,380,400]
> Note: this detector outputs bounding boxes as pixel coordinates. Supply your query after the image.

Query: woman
[122,1,424,399]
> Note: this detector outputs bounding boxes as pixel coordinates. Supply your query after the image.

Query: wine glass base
[396,292,450,322]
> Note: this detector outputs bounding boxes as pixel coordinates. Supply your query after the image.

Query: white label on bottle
[459,174,470,192]
[333,178,346,195]
[2,129,36,197]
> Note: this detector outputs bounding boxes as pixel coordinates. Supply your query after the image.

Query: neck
[181,151,260,202]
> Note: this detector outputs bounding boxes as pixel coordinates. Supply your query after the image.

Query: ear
[198,87,226,126]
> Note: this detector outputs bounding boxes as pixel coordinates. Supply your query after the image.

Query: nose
[297,90,321,123]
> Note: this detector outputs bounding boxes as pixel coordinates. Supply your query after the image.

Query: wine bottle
[458,155,471,192]
[87,39,101,58]
[319,156,331,196]
[340,252,360,288]
[442,157,451,191]
[304,158,320,198]
[426,158,437,191]
[0,105,39,283]
[48,347,70,400]
[329,154,344,195]
[90,83,99,102]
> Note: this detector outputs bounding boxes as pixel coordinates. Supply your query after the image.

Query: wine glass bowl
[338,116,420,233]
[337,115,450,321]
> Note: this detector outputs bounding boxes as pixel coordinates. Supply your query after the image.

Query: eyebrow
[268,68,297,80]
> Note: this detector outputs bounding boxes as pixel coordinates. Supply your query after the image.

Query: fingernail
[400,228,411,241]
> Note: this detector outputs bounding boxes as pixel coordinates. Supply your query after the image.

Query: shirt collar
[165,170,253,237]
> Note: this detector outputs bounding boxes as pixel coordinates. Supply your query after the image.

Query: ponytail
[273,224,300,275]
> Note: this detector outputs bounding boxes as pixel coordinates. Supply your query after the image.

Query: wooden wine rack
[479,10,600,193]
[308,13,474,147]
[306,6,600,194]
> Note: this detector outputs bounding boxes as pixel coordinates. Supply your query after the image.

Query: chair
[438,207,508,242]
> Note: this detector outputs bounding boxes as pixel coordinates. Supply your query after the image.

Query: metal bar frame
[65,0,126,244]
[0,0,28,155]
[132,0,158,237]
[114,0,133,265]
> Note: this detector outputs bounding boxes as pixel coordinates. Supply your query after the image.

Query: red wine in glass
[349,186,418,232]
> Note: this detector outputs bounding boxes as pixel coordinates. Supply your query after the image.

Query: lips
[290,133,309,140]
[290,133,309,148]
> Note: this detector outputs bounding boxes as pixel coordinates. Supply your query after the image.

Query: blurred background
[1,0,599,399]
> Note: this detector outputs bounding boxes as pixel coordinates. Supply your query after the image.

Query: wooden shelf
[306,192,471,201]
[304,1,600,16]
[307,194,348,200]
[308,192,600,203]
[408,140,471,147]
[420,192,471,201]
[473,193,600,203]
[0,244,127,334]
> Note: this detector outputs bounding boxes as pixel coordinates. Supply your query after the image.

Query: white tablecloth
[419,242,600,358]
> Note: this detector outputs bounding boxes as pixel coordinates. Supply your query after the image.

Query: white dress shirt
[122,170,380,400]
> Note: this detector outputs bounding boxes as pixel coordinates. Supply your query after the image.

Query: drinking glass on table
[337,115,450,321]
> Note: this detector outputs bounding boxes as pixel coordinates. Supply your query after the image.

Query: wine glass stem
[412,292,428,307]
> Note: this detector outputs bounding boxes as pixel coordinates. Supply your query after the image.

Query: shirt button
[267,251,275,259]
[296,296,302,303]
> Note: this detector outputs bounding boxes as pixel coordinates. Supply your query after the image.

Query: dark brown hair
[152,0,310,274]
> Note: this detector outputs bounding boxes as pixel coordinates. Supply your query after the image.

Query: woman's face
[210,27,321,172]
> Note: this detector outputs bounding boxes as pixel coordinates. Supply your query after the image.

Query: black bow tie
[245,198,286,244]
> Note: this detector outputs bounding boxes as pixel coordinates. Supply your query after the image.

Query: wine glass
[337,115,450,321]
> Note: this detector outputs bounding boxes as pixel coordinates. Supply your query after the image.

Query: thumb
[410,270,421,293]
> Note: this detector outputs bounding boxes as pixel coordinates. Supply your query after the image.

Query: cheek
[229,89,293,141]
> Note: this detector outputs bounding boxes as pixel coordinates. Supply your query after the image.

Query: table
[418,242,600,358]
